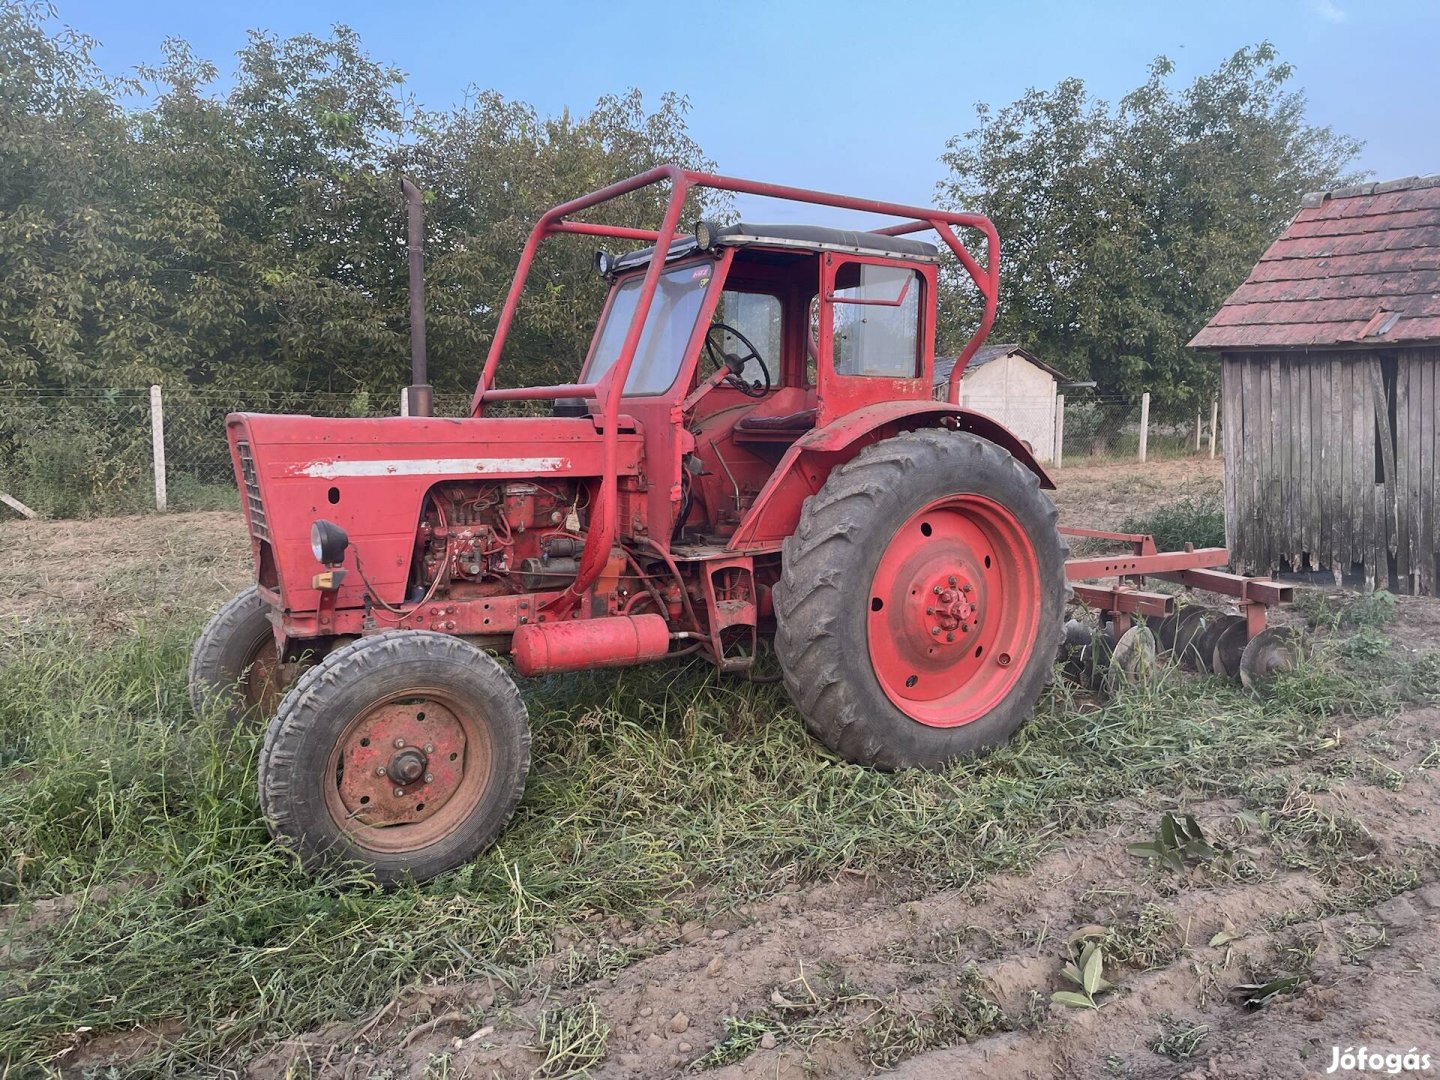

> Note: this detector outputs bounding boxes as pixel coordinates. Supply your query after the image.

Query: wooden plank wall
[1222,348,1437,595]
[1396,347,1439,594]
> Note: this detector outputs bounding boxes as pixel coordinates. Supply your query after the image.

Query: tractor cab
[577,223,945,541]
[584,222,939,431]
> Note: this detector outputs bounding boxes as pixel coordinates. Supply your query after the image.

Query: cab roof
[612,221,941,273]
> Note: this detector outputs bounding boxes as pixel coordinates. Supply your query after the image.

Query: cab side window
[830,262,921,378]
[716,289,783,387]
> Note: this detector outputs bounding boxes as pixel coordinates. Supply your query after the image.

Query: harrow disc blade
[1212,618,1251,679]
[1059,619,1094,683]
[1171,607,1211,671]
[1086,632,1115,694]
[1195,613,1246,675]
[1104,625,1157,697]
[1063,618,1094,650]
[1240,627,1304,692]
[1155,611,1183,654]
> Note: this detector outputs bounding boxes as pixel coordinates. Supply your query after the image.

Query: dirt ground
[244,706,1440,1080]
[6,457,1440,1079]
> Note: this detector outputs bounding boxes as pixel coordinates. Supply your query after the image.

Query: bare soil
[244,701,1440,1080]
[0,510,250,630]
[1048,457,1222,533]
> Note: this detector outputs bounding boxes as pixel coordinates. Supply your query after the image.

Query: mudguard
[726,401,1053,551]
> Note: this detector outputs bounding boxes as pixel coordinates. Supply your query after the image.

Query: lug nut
[948,576,957,586]
[947,632,955,642]
[926,607,935,615]
[393,738,405,748]
[424,744,434,753]
[393,788,405,797]
[424,773,433,783]
[375,766,387,776]
[933,585,942,594]
[931,627,941,636]
[962,583,973,593]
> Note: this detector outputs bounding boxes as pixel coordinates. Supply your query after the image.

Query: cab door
[815,253,935,425]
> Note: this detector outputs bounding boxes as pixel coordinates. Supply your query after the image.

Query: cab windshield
[585,261,714,395]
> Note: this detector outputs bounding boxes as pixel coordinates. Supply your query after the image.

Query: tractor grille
[236,442,270,542]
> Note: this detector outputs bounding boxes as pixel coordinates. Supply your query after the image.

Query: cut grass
[0,615,1420,1074]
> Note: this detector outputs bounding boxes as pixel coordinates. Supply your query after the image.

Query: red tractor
[191,167,1073,884]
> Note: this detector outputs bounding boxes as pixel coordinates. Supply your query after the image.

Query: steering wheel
[704,322,772,398]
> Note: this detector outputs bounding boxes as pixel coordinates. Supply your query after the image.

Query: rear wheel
[189,586,294,727]
[773,430,1067,768]
[258,630,531,885]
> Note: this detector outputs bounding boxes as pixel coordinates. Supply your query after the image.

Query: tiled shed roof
[933,343,1068,387]
[1189,174,1440,349]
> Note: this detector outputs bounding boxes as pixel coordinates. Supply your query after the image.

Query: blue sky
[54,0,1440,227]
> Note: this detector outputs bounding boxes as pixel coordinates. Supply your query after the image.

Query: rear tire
[258,630,531,886]
[189,586,291,728]
[773,430,1067,768]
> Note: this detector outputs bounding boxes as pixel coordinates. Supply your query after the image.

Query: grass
[1118,495,1225,551]
[0,610,1427,1075]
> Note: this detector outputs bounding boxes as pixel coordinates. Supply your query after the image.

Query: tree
[937,44,1362,414]
[0,2,718,399]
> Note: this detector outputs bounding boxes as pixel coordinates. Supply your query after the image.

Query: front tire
[189,586,291,728]
[773,430,1067,768]
[258,630,531,886]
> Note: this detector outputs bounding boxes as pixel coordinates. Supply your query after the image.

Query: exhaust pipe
[401,177,433,418]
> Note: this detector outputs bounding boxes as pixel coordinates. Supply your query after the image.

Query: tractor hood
[227,412,643,618]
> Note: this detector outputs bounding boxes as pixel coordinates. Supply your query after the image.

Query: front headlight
[310,519,349,565]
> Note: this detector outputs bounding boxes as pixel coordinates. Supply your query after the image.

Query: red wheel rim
[324,691,494,854]
[866,494,1041,728]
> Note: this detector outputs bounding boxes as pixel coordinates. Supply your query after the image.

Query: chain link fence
[1056,391,1219,464]
[1,384,1221,519]
[0,387,475,517]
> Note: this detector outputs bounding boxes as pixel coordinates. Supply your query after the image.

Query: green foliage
[0,392,151,515]
[1119,495,1225,551]
[1294,589,1398,631]
[0,2,718,398]
[1052,940,1113,1009]
[0,607,1400,1072]
[937,43,1362,412]
[1127,812,1221,872]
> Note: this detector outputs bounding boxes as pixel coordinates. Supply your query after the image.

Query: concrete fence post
[1053,393,1065,470]
[1209,396,1219,460]
[399,388,410,417]
[1195,409,1202,452]
[1138,392,1150,463]
[149,384,168,512]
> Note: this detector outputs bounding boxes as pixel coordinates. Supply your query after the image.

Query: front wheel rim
[324,690,494,853]
[866,494,1042,728]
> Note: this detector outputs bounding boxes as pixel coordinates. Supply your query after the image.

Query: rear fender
[725,401,1053,551]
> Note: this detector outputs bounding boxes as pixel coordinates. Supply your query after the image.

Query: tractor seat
[733,408,817,433]
[731,387,817,443]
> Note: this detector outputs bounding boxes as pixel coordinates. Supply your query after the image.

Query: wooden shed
[934,343,1067,462]
[1190,174,1440,595]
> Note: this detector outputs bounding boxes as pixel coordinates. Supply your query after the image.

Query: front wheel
[189,586,294,728]
[258,630,531,885]
[773,430,1067,768]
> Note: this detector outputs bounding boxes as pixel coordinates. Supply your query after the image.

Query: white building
[934,343,1067,463]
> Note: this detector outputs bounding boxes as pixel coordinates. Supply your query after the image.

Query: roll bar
[469,166,1001,610]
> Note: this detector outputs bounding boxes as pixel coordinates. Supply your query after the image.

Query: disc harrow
[1056,527,1303,696]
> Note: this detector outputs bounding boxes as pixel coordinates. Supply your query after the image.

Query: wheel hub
[337,702,466,826]
[389,747,429,785]
[925,578,979,640]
